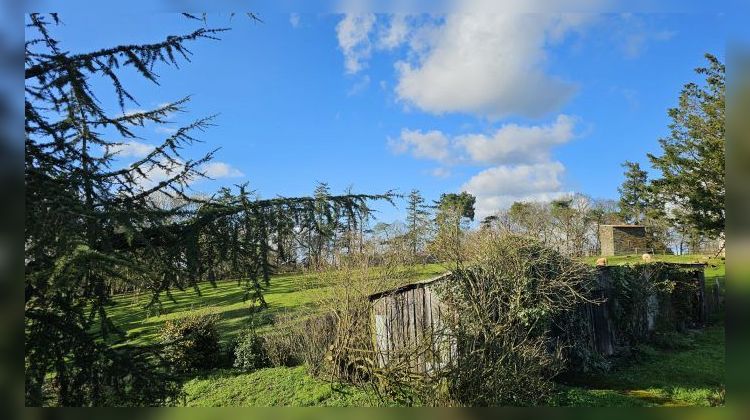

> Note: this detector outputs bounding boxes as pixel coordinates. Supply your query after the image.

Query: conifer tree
[405,189,430,258]
[648,53,725,239]
[618,161,650,224]
[25,14,393,406]
[25,13,227,406]
[431,192,475,265]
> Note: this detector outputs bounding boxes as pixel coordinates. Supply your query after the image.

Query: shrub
[263,328,302,367]
[160,313,221,374]
[266,312,337,374]
[233,328,269,372]
[436,232,596,406]
[709,387,726,407]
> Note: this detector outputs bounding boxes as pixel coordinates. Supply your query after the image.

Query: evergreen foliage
[160,313,221,375]
[24,14,393,406]
[647,54,725,239]
[232,327,269,372]
[405,189,431,258]
[430,192,475,265]
[618,161,650,224]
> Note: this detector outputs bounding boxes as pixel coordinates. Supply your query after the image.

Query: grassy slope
[107,263,448,346]
[183,321,724,407]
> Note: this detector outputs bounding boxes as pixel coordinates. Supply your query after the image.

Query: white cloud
[388,128,452,163]
[389,115,580,217]
[460,162,569,219]
[430,167,452,178]
[155,126,178,135]
[389,115,576,166]
[289,13,300,28]
[201,161,245,178]
[336,14,376,74]
[615,14,677,59]
[378,14,409,50]
[462,162,565,197]
[335,5,677,118]
[393,10,591,118]
[107,141,155,158]
[458,114,576,164]
[336,14,414,75]
[347,75,371,96]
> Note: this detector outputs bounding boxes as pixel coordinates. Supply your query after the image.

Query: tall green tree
[25,14,225,406]
[24,15,392,406]
[618,161,650,224]
[648,53,725,238]
[431,192,476,265]
[405,189,430,258]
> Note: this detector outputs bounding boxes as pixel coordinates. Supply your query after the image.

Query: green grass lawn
[182,320,725,407]
[106,254,725,407]
[560,321,725,407]
[181,366,382,407]
[106,263,448,346]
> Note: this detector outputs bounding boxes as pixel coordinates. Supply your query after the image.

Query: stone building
[599,224,649,256]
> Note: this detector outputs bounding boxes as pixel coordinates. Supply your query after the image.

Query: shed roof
[367,272,452,302]
[600,224,645,228]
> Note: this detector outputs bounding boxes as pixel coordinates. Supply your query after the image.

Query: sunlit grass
[181,366,382,407]
[105,263,448,346]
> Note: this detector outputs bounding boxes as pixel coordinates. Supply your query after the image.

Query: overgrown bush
[233,328,269,372]
[555,305,611,374]
[263,327,303,367]
[435,232,596,406]
[160,313,221,374]
[297,313,337,374]
[262,311,338,373]
[606,263,701,346]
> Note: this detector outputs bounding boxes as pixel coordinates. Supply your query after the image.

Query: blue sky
[30,8,729,221]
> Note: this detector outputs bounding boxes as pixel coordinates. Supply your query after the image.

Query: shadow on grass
[561,318,725,407]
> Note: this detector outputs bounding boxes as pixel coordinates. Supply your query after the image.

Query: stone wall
[600,225,648,256]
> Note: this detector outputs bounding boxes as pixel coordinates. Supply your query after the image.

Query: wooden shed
[368,263,707,371]
[368,272,453,373]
